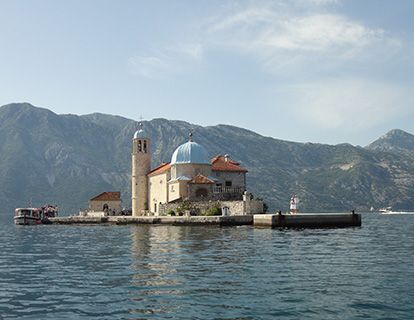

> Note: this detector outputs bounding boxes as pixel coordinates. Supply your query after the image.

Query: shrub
[176,207,184,216]
[167,209,175,216]
[203,206,222,216]
[176,201,194,216]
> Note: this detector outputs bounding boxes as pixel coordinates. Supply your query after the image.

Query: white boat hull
[14,216,41,225]
[380,211,412,215]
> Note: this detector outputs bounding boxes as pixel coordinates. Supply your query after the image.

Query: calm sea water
[1,213,413,320]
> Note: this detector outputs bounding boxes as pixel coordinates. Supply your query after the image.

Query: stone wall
[158,197,264,216]
[159,200,219,216]
[246,199,264,214]
[221,200,245,215]
[243,191,264,214]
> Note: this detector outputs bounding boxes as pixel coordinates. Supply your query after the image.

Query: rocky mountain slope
[367,129,414,155]
[1,102,413,214]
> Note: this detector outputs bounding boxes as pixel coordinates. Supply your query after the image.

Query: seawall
[48,213,361,228]
[49,215,253,226]
[254,213,361,228]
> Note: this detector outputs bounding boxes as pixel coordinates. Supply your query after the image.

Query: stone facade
[148,172,169,214]
[130,129,263,217]
[171,163,211,180]
[213,171,246,189]
[132,135,151,216]
[89,192,122,214]
[168,180,189,203]
[188,183,213,200]
[89,200,122,213]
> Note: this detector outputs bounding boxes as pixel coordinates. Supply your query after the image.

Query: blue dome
[171,141,210,165]
[133,129,148,139]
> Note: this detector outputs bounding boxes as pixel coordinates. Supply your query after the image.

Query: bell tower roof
[133,128,147,139]
[133,119,149,139]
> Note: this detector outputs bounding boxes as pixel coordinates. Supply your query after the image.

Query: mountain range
[1,102,414,214]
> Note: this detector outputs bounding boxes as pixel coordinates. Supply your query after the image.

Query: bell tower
[131,122,151,216]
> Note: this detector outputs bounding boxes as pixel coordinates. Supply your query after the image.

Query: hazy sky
[1,0,413,145]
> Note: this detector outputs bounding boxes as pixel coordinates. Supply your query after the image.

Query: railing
[213,186,245,194]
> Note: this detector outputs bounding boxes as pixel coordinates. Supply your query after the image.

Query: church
[131,124,263,216]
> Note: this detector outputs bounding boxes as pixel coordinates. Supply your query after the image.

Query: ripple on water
[0,214,414,319]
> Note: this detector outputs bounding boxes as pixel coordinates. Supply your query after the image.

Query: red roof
[90,192,121,201]
[189,173,215,184]
[211,155,248,172]
[147,163,171,176]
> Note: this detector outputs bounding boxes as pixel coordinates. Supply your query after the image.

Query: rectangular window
[225,181,232,187]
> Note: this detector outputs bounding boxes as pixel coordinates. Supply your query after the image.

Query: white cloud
[206,6,390,73]
[175,43,204,60]
[129,2,401,80]
[128,55,172,79]
[296,0,339,6]
[261,14,382,52]
[278,79,413,130]
[128,43,203,79]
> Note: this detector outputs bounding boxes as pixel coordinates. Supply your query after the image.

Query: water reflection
[129,226,184,317]
[128,225,257,319]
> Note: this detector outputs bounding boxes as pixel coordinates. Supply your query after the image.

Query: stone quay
[48,213,361,228]
[253,213,361,228]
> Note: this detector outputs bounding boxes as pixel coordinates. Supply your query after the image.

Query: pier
[49,215,253,226]
[253,213,361,228]
[48,213,361,228]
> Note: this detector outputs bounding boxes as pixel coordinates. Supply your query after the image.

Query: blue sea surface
[0,213,413,319]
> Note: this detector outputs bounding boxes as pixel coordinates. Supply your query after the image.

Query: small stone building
[89,192,122,214]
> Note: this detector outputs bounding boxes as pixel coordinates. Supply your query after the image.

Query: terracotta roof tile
[189,173,215,184]
[211,155,248,172]
[148,163,171,176]
[90,192,121,201]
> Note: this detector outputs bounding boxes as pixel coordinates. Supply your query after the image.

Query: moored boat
[14,205,59,225]
[379,207,393,214]
[14,208,42,225]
